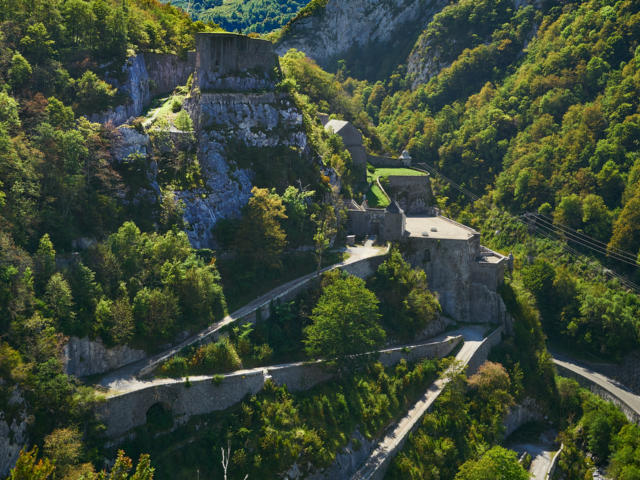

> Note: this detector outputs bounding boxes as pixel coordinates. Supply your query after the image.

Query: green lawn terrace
[366,165,427,208]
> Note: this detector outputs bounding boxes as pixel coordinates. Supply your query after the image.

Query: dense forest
[2,0,640,478]
[166,0,309,34]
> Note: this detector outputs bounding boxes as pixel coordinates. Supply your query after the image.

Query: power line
[415,161,639,292]
[523,214,639,267]
[524,219,640,292]
[534,212,638,261]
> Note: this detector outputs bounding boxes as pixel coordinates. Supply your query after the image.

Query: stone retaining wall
[555,363,640,424]
[97,335,462,440]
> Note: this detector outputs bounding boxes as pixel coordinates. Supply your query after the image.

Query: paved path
[95,243,387,392]
[351,325,489,480]
[103,331,464,399]
[508,429,558,480]
[552,354,640,423]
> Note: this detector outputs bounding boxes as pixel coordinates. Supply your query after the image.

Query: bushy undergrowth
[122,358,444,479]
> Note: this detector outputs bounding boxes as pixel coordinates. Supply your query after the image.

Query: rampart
[404,227,508,324]
[194,33,279,91]
[349,326,504,480]
[135,252,389,379]
[367,154,410,168]
[97,335,463,440]
[385,175,433,215]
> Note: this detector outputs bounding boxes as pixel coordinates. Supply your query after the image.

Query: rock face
[503,398,543,437]
[63,337,146,377]
[179,34,310,248]
[90,53,195,126]
[276,0,446,74]
[0,387,28,477]
[105,34,311,249]
[305,430,376,480]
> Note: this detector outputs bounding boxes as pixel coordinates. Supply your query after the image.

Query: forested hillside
[3,0,640,478]
[282,0,640,359]
[167,0,309,34]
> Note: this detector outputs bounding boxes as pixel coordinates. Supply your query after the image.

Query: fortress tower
[194,33,280,91]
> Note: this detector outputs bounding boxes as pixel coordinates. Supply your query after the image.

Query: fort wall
[97,335,463,440]
[385,175,433,214]
[194,33,279,91]
[555,363,640,424]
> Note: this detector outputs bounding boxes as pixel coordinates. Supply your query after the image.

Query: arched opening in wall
[145,402,173,433]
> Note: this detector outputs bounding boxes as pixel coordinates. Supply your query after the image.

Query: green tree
[44,273,75,330]
[8,53,32,90]
[554,194,583,231]
[304,272,384,361]
[281,185,314,246]
[235,187,288,273]
[43,427,84,478]
[311,205,337,272]
[133,287,180,340]
[455,446,528,480]
[46,97,75,129]
[34,234,56,294]
[75,71,116,114]
[372,248,440,337]
[9,447,54,480]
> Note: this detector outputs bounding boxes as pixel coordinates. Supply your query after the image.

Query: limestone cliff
[90,52,195,126]
[181,91,309,247]
[275,0,447,79]
[63,337,146,377]
[109,34,313,249]
[0,386,27,477]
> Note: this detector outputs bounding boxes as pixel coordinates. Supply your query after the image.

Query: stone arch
[145,401,173,433]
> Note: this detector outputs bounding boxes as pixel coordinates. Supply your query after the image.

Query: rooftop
[405,216,478,240]
[325,119,350,134]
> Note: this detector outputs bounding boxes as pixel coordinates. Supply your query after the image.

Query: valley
[1,0,640,479]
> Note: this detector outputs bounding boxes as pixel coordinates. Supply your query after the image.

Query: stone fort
[346,168,511,325]
[194,33,280,91]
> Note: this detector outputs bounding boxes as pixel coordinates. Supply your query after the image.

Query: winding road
[95,242,387,393]
[552,353,640,423]
[351,325,498,480]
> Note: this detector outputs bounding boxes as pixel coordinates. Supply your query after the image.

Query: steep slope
[276,0,448,80]
[170,0,309,34]
[406,0,524,88]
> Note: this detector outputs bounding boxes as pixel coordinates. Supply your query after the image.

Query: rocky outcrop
[63,337,146,377]
[305,430,377,480]
[181,31,309,247]
[0,387,28,477]
[276,0,446,75]
[90,53,195,126]
[503,398,544,438]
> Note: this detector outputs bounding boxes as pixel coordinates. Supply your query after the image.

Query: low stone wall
[367,154,407,168]
[97,335,462,440]
[350,326,505,480]
[466,326,504,376]
[203,253,388,340]
[555,363,640,424]
[545,444,563,480]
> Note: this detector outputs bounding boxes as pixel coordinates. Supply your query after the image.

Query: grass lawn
[366,183,390,207]
[365,165,425,207]
[369,167,427,180]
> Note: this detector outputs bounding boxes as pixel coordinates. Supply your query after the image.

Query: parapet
[194,33,280,91]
